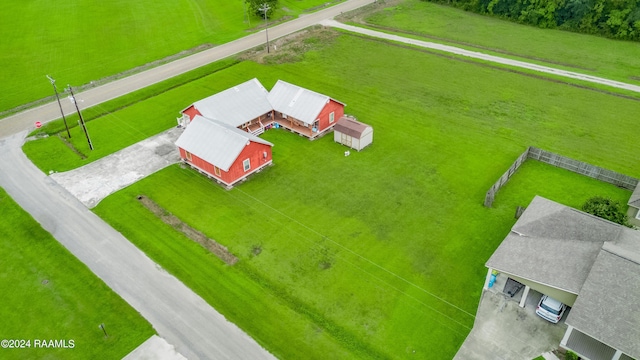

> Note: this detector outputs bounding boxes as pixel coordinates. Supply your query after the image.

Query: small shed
[333,116,373,151]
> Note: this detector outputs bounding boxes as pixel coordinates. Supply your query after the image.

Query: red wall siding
[316,99,345,131]
[179,142,272,185]
[222,141,272,184]
[179,148,216,175]
[183,105,202,122]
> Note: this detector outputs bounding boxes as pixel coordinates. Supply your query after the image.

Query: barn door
[341,133,352,147]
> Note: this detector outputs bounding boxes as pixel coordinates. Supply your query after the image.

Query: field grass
[68,28,640,358]
[0,187,154,359]
[350,0,640,85]
[0,0,340,114]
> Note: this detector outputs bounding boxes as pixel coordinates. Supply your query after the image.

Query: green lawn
[0,187,154,359]
[75,29,639,357]
[20,17,640,359]
[350,0,640,85]
[0,0,340,114]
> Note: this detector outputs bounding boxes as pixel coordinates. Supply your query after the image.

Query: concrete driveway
[455,278,567,360]
[49,127,182,208]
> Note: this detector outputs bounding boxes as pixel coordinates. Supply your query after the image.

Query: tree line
[424,0,640,41]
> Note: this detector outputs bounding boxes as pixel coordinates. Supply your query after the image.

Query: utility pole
[67,85,93,150]
[46,75,71,138]
[243,0,250,26]
[259,3,270,53]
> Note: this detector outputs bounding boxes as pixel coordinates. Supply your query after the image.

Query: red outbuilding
[175,115,273,188]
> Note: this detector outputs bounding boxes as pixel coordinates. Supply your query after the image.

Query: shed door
[341,133,352,147]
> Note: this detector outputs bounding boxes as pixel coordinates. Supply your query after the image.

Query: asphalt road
[0,131,275,359]
[0,1,375,358]
[0,0,376,138]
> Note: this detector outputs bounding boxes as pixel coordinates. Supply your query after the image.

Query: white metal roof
[267,80,344,125]
[192,78,272,128]
[175,115,273,171]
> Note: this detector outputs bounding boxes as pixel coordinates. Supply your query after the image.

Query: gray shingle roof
[267,80,344,125]
[486,196,621,293]
[192,78,272,128]
[175,115,273,171]
[628,182,640,208]
[487,196,640,359]
[565,241,640,359]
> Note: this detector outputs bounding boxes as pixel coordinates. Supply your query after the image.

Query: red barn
[175,115,273,188]
[267,80,345,139]
[177,78,273,132]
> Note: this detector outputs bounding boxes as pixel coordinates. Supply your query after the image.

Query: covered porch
[246,113,334,140]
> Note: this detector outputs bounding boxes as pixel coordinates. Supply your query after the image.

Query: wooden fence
[484,146,638,207]
[484,147,530,207]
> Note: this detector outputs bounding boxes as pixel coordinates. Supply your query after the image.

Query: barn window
[214,166,221,176]
[636,210,640,220]
[185,151,192,161]
[243,159,251,172]
[329,112,335,123]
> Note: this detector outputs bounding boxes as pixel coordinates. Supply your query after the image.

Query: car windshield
[541,302,560,315]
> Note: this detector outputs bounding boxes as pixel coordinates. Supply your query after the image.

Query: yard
[17,3,640,359]
[347,0,640,85]
[0,188,154,359]
[0,0,343,114]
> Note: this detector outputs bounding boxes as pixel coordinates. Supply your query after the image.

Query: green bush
[582,196,631,227]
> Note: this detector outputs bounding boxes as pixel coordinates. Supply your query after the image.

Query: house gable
[175,115,273,172]
[268,80,345,126]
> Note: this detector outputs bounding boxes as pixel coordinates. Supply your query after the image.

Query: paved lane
[0,132,276,359]
[0,0,376,138]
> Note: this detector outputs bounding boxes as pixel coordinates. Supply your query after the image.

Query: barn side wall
[316,100,345,132]
[222,141,272,185]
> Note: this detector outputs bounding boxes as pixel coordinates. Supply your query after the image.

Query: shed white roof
[267,80,344,125]
[192,78,272,128]
[175,115,273,171]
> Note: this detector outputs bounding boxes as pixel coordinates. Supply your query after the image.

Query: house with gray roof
[484,196,640,360]
[627,183,640,227]
[175,115,273,188]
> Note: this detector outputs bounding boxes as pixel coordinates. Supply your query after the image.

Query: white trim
[483,267,493,290]
[612,350,623,360]
[329,111,335,123]
[243,158,251,172]
[519,285,530,308]
[490,267,579,295]
[561,325,573,346]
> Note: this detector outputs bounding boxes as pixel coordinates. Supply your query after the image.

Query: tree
[245,0,278,18]
[581,196,631,227]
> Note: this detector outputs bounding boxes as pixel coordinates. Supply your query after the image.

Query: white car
[536,295,567,323]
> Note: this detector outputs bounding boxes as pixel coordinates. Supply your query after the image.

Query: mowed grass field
[0,187,154,359]
[352,0,640,84]
[0,0,339,113]
[20,25,636,357]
